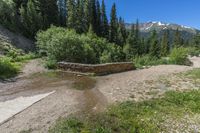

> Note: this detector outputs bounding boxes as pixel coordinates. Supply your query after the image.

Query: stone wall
[58,62,135,75]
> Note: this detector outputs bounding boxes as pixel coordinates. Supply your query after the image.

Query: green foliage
[149,30,160,58]
[173,28,183,48]
[109,3,118,44]
[37,26,124,64]
[187,47,200,57]
[49,118,85,133]
[20,0,43,37]
[133,55,168,68]
[50,90,200,133]
[101,0,109,39]
[0,56,20,79]
[45,59,57,69]
[169,47,191,65]
[160,30,170,56]
[185,68,200,80]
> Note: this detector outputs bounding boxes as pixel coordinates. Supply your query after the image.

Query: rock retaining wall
[58,62,135,75]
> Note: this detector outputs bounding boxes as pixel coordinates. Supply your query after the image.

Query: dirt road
[0,57,199,132]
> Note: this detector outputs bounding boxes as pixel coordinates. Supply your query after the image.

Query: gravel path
[96,65,193,103]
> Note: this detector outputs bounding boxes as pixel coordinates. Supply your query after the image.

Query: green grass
[0,56,20,79]
[185,68,200,80]
[133,55,169,69]
[49,90,200,133]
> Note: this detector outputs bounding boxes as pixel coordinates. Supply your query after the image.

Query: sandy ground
[189,56,200,68]
[0,57,199,132]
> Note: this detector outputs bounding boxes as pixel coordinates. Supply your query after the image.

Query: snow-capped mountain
[126,21,200,40]
[126,21,198,33]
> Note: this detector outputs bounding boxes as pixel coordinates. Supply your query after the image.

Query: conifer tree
[173,28,182,48]
[118,17,127,46]
[20,0,42,37]
[90,0,97,33]
[57,0,66,26]
[101,0,109,39]
[160,30,170,56]
[75,0,85,33]
[134,19,141,55]
[123,24,137,60]
[149,30,160,57]
[96,0,101,36]
[66,0,76,29]
[39,0,59,28]
[110,3,118,44]
[83,0,91,30]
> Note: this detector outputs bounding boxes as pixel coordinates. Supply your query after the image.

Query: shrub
[187,47,200,57]
[45,59,57,69]
[133,55,168,68]
[37,26,125,64]
[0,56,20,79]
[169,47,191,65]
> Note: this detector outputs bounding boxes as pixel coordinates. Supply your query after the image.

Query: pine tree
[66,0,76,29]
[160,30,170,56]
[57,0,66,26]
[90,0,97,33]
[149,30,160,57]
[110,3,118,44]
[96,0,101,36]
[39,0,59,28]
[101,0,109,39]
[13,0,28,15]
[134,19,141,55]
[123,24,137,60]
[173,28,182,48]
[83,0,91,30]
[20,0,42,37]
[118,17,127,46]
[76,0,85,33]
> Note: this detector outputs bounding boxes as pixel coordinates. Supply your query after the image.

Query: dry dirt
[0,57,200,133]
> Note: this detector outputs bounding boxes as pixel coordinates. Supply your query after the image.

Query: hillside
[0,25,35,52]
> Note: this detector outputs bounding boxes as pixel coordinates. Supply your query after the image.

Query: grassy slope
[0,41,36,79]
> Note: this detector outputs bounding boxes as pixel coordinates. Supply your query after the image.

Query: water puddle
[0,71,107,118]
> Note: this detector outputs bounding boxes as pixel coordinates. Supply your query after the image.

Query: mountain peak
[126,21,198,34]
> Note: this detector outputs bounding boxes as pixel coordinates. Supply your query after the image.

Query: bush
[187,47,200,57]
[45,59,57,69]
[133,55,168,68]
[37,26,125,64]
[169,47,191,65]
[0,57,20,79]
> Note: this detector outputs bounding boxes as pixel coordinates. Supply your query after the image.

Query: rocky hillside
[126,21,200,40]
[0,25,35,52]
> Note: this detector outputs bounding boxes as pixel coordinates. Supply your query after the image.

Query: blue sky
[103,0,200,29]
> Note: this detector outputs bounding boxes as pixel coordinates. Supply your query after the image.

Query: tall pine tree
[173,28,182,48]
[66,0,76,29]
[160,30,170,56]
[20,0,42,37]
[109,3,118,44]
[100,0,109,39]
[39,0,59,29]
[149,30,160,58]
